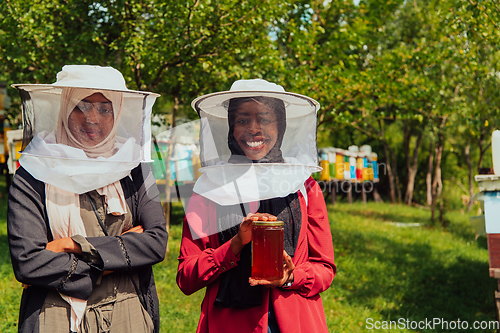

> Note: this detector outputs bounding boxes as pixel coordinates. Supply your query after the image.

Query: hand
[249,250,295,288]
[122,225,144,234]
[230,213,277,256]
[46,237,82,255]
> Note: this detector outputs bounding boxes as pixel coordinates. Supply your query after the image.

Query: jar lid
[252,220,284,227]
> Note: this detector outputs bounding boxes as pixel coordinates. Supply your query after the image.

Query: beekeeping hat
[12,65,160,193]
[192,78,319,118]
[188,79,321,207]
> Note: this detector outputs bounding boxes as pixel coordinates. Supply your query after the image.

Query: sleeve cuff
[71,235,103,267]
[288,268,305,289]
[212,239,240,272]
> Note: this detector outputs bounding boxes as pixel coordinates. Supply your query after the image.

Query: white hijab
[19,87,140,194]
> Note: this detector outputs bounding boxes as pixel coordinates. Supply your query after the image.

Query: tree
[0,0,288,119]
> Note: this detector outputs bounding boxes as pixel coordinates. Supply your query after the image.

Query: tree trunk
[383,142,396,203]
[405,168,418,205]
[426,141,434,206]
[465,144,474,212]
[402,123,411,204]
[163,95,179,251]
[431,138,444,223]
[393,149,402,203]
[477,136,490,174]
[404,128,425,205]
[373,185,384,203]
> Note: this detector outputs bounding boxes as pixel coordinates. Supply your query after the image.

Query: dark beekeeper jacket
[7,164,168,333]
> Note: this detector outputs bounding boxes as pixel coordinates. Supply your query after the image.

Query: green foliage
[2,0,500,207]
[275,0,500,207]
[0,0,288,119]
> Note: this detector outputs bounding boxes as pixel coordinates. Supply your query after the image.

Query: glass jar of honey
[251,220,284,280]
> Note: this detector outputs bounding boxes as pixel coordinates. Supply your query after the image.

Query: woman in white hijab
[8,65,168,333]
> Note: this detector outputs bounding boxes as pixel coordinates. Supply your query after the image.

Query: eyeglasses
[76,101,113,115]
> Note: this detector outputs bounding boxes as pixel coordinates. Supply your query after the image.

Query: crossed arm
[8,167,168,300]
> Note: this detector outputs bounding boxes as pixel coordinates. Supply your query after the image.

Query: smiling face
[232,101,278,161]
[68,92,114,146]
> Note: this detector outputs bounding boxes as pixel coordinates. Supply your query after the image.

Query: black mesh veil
[19,89,34,152]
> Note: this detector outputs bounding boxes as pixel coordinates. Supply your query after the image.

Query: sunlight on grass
[325,202,495,332]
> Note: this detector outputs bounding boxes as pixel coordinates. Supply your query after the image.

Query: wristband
[281,274,294,288]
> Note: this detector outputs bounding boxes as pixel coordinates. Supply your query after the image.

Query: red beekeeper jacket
[176,177,336,333]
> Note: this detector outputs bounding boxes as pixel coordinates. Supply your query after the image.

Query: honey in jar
[251,220,284,280]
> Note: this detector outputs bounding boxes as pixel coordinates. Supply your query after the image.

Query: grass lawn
[0,188,498,332]
[322,203,497,332]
